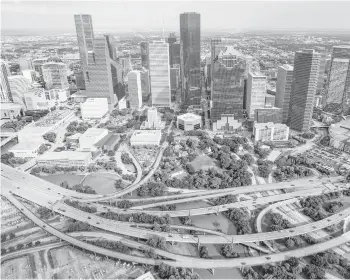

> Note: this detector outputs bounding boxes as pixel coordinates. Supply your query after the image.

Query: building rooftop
[10,141,42,151]
[38,151,91,161]
[0,102,22,110]
[329,118,350,143]
[177,112,202,121]
[220,46,242,57]
[81,128,108,139]
[280,64,294,71]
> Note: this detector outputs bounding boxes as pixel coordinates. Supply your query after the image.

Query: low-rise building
[66,133,82,146]
[102,134,120,151]
[177,113,201,131]
[79,128,109,152]
[37,151,92,167]
[130,130,162,146]
[212,114,241,132]
[10,141,43,158]
[254,107,283,123]
[80,98,109,119]
[141,107,165,129]
[0,102,23,120]
[253,122,289,142]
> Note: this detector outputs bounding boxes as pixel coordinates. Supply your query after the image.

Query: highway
[3,192,350,269]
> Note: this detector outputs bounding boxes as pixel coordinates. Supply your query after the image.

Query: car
[266,257,271,260]
[88,217,91,219]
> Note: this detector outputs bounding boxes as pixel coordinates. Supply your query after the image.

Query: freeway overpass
[2,192,350,269]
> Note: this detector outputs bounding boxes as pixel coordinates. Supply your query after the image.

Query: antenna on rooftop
[162,16,165,40]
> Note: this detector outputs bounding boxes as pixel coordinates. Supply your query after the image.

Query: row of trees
[87,239,130,254]
[273,155,314,181]
[1,241,41,255]
[30,165,84,175]
[66,220,94,233]
[224,208,252,235]
[137,182,166,197]
[1,232,16,242]
[60,181,97,194]
[100,211,172,225]
[66,121,91,134]
[65,200,97,213]
[155,263,200,279]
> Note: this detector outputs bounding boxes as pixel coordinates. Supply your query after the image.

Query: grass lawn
[190,154,219,171]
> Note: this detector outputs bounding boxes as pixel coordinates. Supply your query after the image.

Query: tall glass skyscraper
[74,14,94,81]
[149,41,171,107]
[210,39,249,122]
[323,45,350,115]
[288,49,320,132]
[0,61,12,102]
[180,12,201,106]
[84,35,120,106]
[140,42,150,70]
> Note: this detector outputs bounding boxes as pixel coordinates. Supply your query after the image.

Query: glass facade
[149,41,171,107]
[323,46,350,115]
[74,14,94,77]
[140,42,150,70]
[210,39,248,122]
[180,12,201,106]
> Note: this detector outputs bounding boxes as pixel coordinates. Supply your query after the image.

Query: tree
[16,243,24,250]
[146,235,167,250]
[1,248,6,255]
[38,144,49,155]
[9,232,16,239]
[107,150,115,156]
[121,153,133,164]
[285,238,295,248]
[221,244,239,258]
[43,132,57,143]
[199,246,209,258]
[114,179,123,189]
[37,206,52,219]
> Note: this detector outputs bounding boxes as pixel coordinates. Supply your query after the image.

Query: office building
[246,72,267,118]
[130,130,162,146]
[37,151,92,167]
[140,41,149,70]
[22,70,36,83]
[140,69,150,101]
[180,12,201,106]
[8,76,30,109]
[149,41,171,107]
[1,60,12,102]
[323,45,350,115]
[10,141,43,158]
[212,114,241,132]
[84,35,120,106]
[254,107,283,123]
[288,49,320,132]
[265,93,275,108]
[24,88,67,110]
[121,56,132,73]
[170,43,180,67]
[141,107,165,129]
[74,14,94,82]
[316,49,328,95]
[275,64,294,124]
[177,112,201,131]
[74,70,86,90]
[210,40,249,121]
[42,61,69,90]
[170,68,180,91]
[127,70,143,109]
[253,122,289,142]
[1,103,22,120]
[79,128,109,152]
[81,98,109,119]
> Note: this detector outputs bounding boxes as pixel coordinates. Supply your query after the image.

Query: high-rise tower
[275,64,294,123]
[210,39,249,122]
[288,49,320,132]
[323,45,350,115]
[180,12,201,106]
[0,61,12,102]
[149,41,171,107]
[74,14,94,83]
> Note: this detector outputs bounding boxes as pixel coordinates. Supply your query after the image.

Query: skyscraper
[323,45,350,115]
[42,60,69,90]
[288,49,320,132]
[167,33,180,68]
[180,12,201,106]
[210,40,249,122]
[140,69,150,101]
[140,42,150,70]
[1,61,12,102]
[84,35,121,106]
[149,41,171,107]
[127,70,142,109]
[246,72,267,119]
[8,76,30,109]
[275,64,294,123]
[74,14,94,82]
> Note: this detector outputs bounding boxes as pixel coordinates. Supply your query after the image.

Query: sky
[1,1,350,34]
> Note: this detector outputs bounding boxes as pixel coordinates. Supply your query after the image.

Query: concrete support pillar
[197,240,200,251]
[208,269,214,275]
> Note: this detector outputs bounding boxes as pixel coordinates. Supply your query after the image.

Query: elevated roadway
[3,192,350,269]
